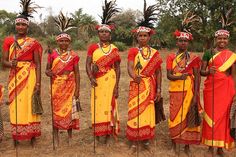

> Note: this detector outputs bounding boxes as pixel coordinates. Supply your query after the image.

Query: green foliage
[112,9,138,46]
[71,40,86,50]
[113,41,128,51]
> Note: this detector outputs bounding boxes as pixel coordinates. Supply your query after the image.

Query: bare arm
[193,67,199,103]
[33,49,41,93]
[86,56,97,86]
[2,48,13,68]
[200,61,209,76]
[127,60,141,83]
[167,69,188,81]
[74,64,80,98]
[113,61,120,98]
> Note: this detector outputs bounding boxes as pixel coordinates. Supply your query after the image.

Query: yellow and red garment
[87,43,121,136]
[126,47,162,141]
[49,50,80,130]
[0,85,3,103]
[202,49,236,149]
[166,52,201,144]
[3,36,42,140]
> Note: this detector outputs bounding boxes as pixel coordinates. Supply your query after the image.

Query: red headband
[132,26,155,35]
[56,33,71,41]
[96,24,114,32]
[15,18,29,25]
[215,29,230,37]
[174,30,193,40]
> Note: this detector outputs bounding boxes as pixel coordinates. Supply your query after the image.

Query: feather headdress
[215,7,235,37]
[15,0,41,25]
[54,12,76,41]
[133,0,159,35]
[174,11,201,40]
[96,0,120,32]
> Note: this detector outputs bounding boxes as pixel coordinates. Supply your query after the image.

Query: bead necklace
[138,46,151,60]
[175,51,190,70]
[98,43,112,55]
[56,49,72,63]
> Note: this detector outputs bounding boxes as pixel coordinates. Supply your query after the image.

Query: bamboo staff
[48,48,55,150]
[135,56,142,157]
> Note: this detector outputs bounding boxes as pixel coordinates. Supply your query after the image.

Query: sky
[0,0,157,22]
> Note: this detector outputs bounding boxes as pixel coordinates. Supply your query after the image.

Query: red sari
[202,49,236,149]
[2,36,42,140]
[48,50,80,130]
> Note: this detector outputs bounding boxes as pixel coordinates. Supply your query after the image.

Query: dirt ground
[0,49,236,157]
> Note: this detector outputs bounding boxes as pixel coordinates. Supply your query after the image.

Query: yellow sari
[7,37,42,140]
[167,52,201,144]
[90,44,120,136]
[126,47,162,141]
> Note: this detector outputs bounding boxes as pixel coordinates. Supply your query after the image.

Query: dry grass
[0,49,235,157]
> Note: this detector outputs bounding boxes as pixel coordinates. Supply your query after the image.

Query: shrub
[113,41,128,51]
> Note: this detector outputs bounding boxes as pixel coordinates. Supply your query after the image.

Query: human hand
[133,76,141,84]
[209,66,217,75]
[45,69,54,77]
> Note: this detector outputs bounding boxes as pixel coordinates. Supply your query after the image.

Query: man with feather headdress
[86,0,121,144]
[45,11,80,147]
[166,11,202,155]
[126,0,162,150]
[2,0,42,146]
[200,8,236,156]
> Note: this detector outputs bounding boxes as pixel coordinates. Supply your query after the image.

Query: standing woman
[45,12,80,146]
[166,13,201,155]
[126,0,162,149]
[86,0,121,143]
[2,0,42,146]
[200,12,236,156]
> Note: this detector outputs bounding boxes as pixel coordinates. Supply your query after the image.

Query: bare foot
[184,145,191,157]
[13,140,19,148]
[170,141,177,155]
[204,146,214,157]
[217,148,225,157]
[30,137,36,148]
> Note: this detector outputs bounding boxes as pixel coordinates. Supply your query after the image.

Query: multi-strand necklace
[98,43,112,55]
[175,51,190,71]
[138,46,151,60]
[56,49,72,63]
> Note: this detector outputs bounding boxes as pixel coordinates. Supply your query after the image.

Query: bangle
[157,88,161,92]
[36,83,40,86]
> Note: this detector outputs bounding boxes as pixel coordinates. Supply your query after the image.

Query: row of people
[0,0,236,157]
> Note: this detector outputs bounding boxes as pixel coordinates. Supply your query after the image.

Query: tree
[112,9,139,46]
[155,0,236,50]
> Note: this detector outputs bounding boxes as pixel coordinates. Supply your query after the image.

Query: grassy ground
[0,49,235,157]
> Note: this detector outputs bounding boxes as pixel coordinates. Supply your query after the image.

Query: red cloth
[48,50,80,72]
[2,36,42,62]
[127,48,139,61]
[87,43,99,56]
[166,52,200,74]
[202,49,235,149]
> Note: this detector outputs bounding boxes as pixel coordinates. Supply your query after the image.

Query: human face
[176,38,189,52]
[215,35,229,50]
[98,30,111,43]
[137,32,150,47]
[57,38,70,51]
[15,22,28,36]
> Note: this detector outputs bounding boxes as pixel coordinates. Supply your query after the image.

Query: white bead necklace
[56,49,72,63]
